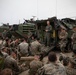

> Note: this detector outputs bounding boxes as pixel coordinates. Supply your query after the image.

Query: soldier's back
[30,41,41,55]
[29,60,43,75]
[38,62,66,75]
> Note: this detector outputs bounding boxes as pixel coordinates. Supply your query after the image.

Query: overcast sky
[0,0,76,25]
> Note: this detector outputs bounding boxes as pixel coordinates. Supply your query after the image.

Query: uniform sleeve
[37,67,45,75]
[71,33,76,39]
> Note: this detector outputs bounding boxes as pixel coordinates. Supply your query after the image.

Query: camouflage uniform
[29,60,43,75]
[18,42,29,56]
[66,67,76,75]
[30,40,42,55]
[59,30,68,52]
[66,58,76,75]
[44,25,52,46]
[38,62,67,75]
[71,31,76,50]
[4,56,20,75]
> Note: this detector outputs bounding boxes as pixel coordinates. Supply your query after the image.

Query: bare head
[47,21,50,25]
[48,52,57,62]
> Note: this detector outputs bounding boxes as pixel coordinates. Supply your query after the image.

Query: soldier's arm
[59,33,63,39]
[48,25,52,32]
[38,44,42,52]
[71,33,76,40]
[13,60,20,72]
[37,67,45,75]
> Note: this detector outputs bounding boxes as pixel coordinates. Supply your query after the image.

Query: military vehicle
[0,17,76,51]
[35,17,76,53]
[0,22,37,39]
[12,22,36,38]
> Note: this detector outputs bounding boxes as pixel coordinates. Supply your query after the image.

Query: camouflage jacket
[66,67,76,75]
[59,31,68,40]
[18,42,29,55]
[38,62,67,75]
[29,60,43,75]
[4,56,19,72]
[30,40,42,55]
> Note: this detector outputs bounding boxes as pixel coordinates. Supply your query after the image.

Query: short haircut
[21,38,27,42]
[48,52,57,62]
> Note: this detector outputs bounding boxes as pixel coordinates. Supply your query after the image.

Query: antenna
[56,0,57,18]
[37,0,39,20]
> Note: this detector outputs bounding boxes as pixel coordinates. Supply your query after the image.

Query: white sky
[0,0,76,25]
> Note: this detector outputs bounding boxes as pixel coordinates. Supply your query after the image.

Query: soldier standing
[71,26,76,50]
[44,21,52,47]
[58,28,68,52]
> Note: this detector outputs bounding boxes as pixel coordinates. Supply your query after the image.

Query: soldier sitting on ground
[30,38,42,56]
[18,38,29,57]
[4,51,20,75]
[66,58,76,75]
[1,47,8,58]
[29,54,43,75]
[38,52,67,75]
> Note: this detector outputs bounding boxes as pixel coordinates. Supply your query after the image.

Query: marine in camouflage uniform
[29,59,43,75]
[4,51,20,75]
[44,21,52,47]
[38,52,66,75]
[18,38,29,57]
[71,26,76,50]
[66,58,76,75]
[58,28,68,52]
[30,38,42,56]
